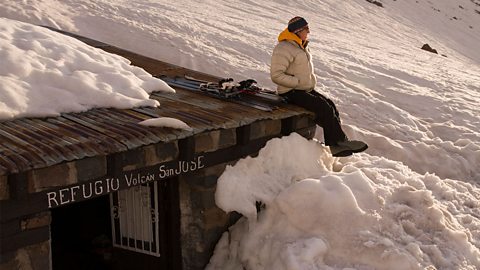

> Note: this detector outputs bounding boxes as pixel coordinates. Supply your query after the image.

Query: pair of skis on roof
[159,75,284,111]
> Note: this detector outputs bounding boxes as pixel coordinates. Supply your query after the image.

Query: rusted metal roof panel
[0,86,310,175]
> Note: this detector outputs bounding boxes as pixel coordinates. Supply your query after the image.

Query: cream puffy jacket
[270,29,317,94]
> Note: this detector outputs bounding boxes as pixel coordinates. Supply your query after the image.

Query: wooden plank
[0,192,47,221]
[0,226,50,253]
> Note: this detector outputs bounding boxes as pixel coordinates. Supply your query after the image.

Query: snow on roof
[0,17,174,121]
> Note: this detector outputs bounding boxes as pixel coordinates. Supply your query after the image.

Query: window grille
[110,182,160,257]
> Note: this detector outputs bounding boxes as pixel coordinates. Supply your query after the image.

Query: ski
[178,77,284,110]
[183,75,284,103]
[159,76,276,112]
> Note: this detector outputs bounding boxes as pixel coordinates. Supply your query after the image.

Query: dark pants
[281,90,347,145]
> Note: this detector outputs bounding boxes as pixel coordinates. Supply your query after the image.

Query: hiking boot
[329,144,354,157]
[337,140,368,153]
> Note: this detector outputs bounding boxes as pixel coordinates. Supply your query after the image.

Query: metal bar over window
[110,182,160,257]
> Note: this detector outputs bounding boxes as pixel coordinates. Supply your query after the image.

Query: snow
[211,133,480,269]
[138,117,193,131]
[0,17,174,120]
[1,0,479,269]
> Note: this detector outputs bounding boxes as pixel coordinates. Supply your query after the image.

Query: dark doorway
[50,179,181,270]
[51,195,114,270]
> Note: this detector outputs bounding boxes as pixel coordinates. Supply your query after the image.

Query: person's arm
[270,45,299,88]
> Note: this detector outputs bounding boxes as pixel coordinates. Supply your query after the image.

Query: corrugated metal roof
[0,29,311,175]
[0,87,308,175]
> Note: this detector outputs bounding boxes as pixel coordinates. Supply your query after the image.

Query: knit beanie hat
[288,17,308,33]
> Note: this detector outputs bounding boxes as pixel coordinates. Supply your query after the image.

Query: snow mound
[209,133,480,270]
[138,117,193,131]
[0,18,174,121]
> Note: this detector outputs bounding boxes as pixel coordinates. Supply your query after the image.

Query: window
[110,182,160,257]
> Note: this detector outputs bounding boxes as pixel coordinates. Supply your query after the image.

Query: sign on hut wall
[46,155,205,208]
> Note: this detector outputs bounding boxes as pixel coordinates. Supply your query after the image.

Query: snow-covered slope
[1,0,479,269]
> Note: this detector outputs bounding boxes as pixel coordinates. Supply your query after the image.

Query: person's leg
[311,91,340,120]
[307,91,368,154]
[282,90,347,145]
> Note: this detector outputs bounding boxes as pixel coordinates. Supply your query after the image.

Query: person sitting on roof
[270,16,368,157]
